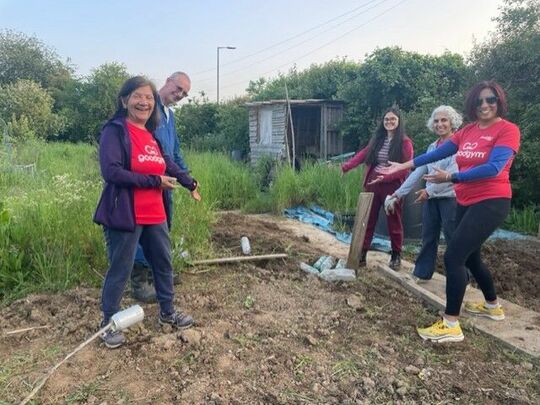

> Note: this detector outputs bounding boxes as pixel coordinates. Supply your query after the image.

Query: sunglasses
[476,96,498,107]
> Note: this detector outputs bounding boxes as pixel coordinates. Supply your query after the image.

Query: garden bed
[0,212,538,403]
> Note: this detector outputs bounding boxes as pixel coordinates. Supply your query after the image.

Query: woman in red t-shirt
[94,76,201,349]
[383,81,520,343]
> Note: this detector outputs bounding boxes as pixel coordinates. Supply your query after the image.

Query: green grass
[504,205,539,235]
[266,161,363,213]
[0,144,234,302]
[65,382,100,404]
[293,354,313,378]
[187,151,258,210]
[1,140,536,302]
[0,141,107,301]
[332,358,362,378]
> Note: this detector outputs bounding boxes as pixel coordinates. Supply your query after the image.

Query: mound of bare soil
[0,212,538,404]
[430,238,540,312]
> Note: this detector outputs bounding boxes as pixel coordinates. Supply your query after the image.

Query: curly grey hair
[426,105,463,132]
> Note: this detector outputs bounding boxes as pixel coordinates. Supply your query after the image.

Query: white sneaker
[412,276,429,284]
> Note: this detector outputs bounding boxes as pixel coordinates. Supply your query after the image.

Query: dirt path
[0,212,538,404]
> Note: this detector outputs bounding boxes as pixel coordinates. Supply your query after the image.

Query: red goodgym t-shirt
[450,119,520,206]
[127,121,166,225]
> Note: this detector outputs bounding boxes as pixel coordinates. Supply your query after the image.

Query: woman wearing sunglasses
[381,81,520,343]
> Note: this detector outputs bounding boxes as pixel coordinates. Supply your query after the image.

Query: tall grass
[504,205,539,235]
[0,141,106,301]
[0,144,253,302]
[268,161,363,213]
[2,140,535,303]
[186,151,258,210]
[168,151,259,262]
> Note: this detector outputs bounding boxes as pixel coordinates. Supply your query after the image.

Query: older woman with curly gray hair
[386,105,462,282]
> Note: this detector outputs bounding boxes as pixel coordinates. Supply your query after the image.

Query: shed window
[258,107,272,145]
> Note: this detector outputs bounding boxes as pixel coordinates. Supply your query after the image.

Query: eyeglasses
[173,84,188,98]
[476,96,498,107]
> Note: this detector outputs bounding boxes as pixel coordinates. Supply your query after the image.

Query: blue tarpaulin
[283,205,391,250]
[283,205,528,251]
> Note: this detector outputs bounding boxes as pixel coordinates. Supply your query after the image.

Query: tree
[247,59,359,101]
[0,30,73,89]
[175,97,219,150]
[338,47,469,149]
[60,62,130,142]
[470,0,540,206]
[0,79,65,141]
[217,97,250,154]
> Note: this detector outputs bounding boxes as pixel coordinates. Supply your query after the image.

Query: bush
[175,97,249,155]
[0,79,65,141]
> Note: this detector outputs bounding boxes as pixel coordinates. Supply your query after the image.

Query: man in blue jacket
[131,71,191,302]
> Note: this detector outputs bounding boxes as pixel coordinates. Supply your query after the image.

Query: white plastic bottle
[240,236,251,255]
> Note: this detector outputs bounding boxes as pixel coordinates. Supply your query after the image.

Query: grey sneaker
[159,311,194,330]
[100,328,126,349]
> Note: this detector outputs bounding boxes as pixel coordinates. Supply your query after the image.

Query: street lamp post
[217,46,236,104]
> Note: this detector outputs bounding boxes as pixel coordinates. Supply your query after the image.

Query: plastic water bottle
[335,258,347,269]
[300,262,320,275]
[319,255,336,271]
[319,268,356,282]
[240,236,251,255]
[313,256,327,270]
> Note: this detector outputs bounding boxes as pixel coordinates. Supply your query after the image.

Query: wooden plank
[375,260,540,359]
[346,192,374,270]
[285,83,296,168]
[190,253,288,266]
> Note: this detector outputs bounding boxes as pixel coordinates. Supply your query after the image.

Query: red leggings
[363,181,403,252]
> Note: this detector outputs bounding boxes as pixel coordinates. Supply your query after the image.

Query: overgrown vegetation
[1,0,539,300]
[0,140,538,302]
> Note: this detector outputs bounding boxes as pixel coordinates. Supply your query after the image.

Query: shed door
[258,107,273,145]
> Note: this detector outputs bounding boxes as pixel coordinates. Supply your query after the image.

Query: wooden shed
[245,99,347,166]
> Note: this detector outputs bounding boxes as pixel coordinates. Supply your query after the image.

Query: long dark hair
[114,76,160,132]
[464,80,508,122]
[365,107,406,165]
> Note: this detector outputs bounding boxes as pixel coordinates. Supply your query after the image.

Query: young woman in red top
[341,107,414,269]
[383,81,520,343]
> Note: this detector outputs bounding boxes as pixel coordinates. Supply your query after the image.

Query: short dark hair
[115,76,160,132]
[464,80,508,121]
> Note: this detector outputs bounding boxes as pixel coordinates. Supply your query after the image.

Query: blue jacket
[93,116,196,232]
[155,97,188,171]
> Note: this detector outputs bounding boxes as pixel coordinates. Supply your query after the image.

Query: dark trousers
[134,192,173,267]
[444,198,510,316]
[363,180,403,252]
[102,222,175,322]
[413,197,457,279]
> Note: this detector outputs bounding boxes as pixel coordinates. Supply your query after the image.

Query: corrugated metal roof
[245,99,344,107]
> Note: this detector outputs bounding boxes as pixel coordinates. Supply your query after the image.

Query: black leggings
[444,198,511,316]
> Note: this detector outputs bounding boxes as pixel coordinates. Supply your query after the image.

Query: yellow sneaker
[464,302,505,321]
[417,319,464,343]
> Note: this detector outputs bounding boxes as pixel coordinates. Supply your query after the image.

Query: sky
[0,0,505,103]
